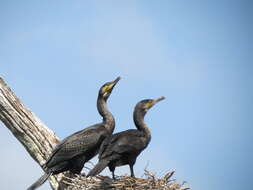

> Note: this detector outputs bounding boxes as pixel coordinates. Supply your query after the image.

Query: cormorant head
[135,96,165,115]
[99,76,121,101]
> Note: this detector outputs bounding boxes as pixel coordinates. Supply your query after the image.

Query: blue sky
[0,1,252,190]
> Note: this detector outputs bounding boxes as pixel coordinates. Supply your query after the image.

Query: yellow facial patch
[102,84,113,93]
[145,101,154,109]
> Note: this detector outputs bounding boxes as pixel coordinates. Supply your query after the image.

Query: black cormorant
[87,96,165,179]
[27,77,121,190]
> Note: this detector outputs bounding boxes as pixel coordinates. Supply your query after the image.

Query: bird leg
[109,165,116,180]
[112,171,116,180]
[130,165,135,178]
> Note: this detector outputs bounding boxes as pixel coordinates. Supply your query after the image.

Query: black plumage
[27,77,120,190]
[87,96,165,179]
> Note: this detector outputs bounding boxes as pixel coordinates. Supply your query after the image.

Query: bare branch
[0,77,65,189]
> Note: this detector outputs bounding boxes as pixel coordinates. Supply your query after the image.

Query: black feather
[87,160,109,177]
[27,173,52,190]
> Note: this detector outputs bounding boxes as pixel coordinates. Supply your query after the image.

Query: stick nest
[62,170,190,190]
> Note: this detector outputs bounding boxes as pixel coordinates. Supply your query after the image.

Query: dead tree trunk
[0,77,66,190]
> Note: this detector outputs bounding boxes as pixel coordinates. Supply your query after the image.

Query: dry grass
[62,169,190,190]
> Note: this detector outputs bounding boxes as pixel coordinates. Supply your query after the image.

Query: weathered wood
[0,77,65,190]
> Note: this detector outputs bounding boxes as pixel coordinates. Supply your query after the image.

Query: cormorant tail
[87,160,109,177]
[27,172,52,190]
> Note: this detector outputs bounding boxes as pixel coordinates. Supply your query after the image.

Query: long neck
[133,109,151,139]
[97,95,115,133]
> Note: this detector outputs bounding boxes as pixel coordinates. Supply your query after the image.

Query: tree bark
[0,77,66,190]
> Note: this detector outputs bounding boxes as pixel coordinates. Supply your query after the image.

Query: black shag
[87,96,165,179]
[27,77,121,190]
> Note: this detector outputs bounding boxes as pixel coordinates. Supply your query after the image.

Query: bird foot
[80,172,86,177]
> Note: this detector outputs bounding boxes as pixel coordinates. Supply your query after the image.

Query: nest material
[63,170,190,190]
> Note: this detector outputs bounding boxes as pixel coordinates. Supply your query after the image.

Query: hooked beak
[145,96,165,110]
[103,76,121,97]
[153,96,165,105]
[151,96,165,107]
[109,76,121,89]
[112,76,121,86]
